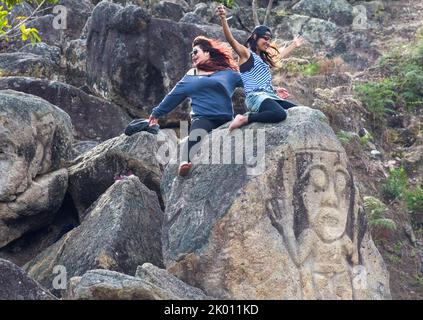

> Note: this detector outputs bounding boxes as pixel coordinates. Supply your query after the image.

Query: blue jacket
[151,69,243,120]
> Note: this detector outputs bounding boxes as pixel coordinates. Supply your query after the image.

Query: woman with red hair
[149,36,243,176]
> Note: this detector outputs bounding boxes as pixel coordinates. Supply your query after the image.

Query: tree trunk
[252,0,260,26]
[263,0,274,26]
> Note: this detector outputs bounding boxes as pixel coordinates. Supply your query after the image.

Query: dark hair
[192,36,239,72]
[246,26,280,68]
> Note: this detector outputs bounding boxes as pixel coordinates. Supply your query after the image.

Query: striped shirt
[240,50,274,94]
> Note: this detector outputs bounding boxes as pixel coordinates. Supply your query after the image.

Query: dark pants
[184,116,230,162]
[248,99,297,124]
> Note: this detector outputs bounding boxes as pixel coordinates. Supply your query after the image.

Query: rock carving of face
[0,123,31,201]
[302,153,350,241]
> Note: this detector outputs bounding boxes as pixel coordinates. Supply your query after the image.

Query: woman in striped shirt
[216,5,304,132]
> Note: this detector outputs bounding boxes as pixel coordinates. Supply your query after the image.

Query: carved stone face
[0,122,32,201]
[301,151,351,242]
[0,108,61,201]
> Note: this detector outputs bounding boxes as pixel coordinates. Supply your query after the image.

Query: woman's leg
[276,99,297,110]
[180,117,226,176]
[229,98,288,131]
[248,98,287,123]
[187,117,217,162]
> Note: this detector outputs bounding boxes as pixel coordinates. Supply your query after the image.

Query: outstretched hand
[293,35,305,48]
[215,5,227,19]
[148,115,158,127]
[276,87,290,100]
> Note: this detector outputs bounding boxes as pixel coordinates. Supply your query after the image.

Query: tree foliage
[0,0,58,45]
[363,196,397,232]
[355,36,423,128]
[216,0,234,9]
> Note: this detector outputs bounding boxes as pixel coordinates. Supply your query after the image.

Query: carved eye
[335,170,348,191]
[309,168,327,191]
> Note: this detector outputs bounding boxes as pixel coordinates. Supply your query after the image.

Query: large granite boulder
[86,2,247,127]
[0,77,131,141]
[161,106,391,300]
[67,263,211,300]
[0,192,79,267]
[0,258,56,300]
[63,39,88,87]
[152,1,186,21]
[274,14,341,48]
[24,176,164,297]
[0,52,60,79]
[292,0,354,26]
[71,140,100,159]
[328,31,381,70]
[134,262,212,299]
[67,129,177,221]
[0,169,68,249]
[18,43,62,66]
[179,11,205,25]
[0,90,73,248]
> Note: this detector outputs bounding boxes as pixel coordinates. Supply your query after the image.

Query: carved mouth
[319,208,342,228]
[325,214,340,227]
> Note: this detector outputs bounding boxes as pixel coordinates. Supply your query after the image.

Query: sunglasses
[190,49,199,56]
[260,35,272,41]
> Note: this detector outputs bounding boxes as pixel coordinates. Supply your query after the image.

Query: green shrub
[416,274,423,289]
[360,130,374,147]
[301,62,320,76]
[354,79,396,124]
[216,0,234,8]
[411,37,423,61]
[281,59,317,77]
[404,186,423,213]
[380,167,408,201]
[355,36,423,125]
[276,9,289,17]
[416,26,423,40]
[397,62,423,111]
[363,196,396,232]
[336,130,355,145]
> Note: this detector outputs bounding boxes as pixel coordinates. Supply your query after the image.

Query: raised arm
[279,35,305,59]
[216,5,249,62]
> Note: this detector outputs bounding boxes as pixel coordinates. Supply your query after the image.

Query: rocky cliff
[0,0,422,300]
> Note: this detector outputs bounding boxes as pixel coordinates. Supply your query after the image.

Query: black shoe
[124,119,160,136]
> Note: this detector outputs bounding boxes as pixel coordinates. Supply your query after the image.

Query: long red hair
[192,36,239,72]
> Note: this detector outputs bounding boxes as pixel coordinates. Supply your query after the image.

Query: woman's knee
[275,108,287,122]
